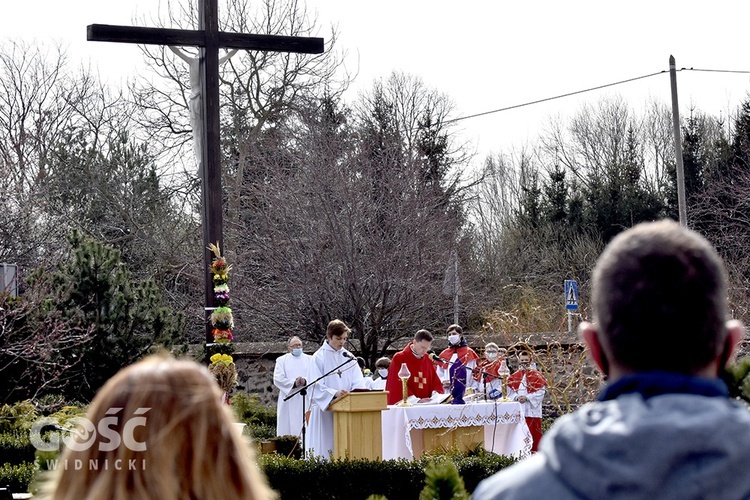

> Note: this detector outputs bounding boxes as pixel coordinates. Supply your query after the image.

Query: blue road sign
[564,280,579,310]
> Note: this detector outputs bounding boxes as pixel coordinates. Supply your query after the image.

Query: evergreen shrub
[419,460,470,500]
[0,462,36,494]
[272,435,302,459]
[0,432,34,465]
[231,393,276,439]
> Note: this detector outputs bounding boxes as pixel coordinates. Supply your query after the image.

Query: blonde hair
[41,355,276,500]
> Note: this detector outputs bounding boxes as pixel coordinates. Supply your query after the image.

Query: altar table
[381,400,531,460]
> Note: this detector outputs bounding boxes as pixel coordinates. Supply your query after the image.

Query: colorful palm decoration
[206,242,237,401]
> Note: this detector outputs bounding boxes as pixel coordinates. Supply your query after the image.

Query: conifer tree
[419,460,470,500]
[28,230,183,400]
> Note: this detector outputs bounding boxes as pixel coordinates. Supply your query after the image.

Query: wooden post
[669,55,688,227]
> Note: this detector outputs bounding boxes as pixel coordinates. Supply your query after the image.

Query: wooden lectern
[329,391,388,459]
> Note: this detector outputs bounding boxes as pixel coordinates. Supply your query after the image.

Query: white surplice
[273,352,314,437]
[507,373,546,418]
[304,341,366,458]
[369,377,386,391]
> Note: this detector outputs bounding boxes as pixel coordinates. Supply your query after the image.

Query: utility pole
[669,55,688,227]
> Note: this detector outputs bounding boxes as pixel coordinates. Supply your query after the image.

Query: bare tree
[0,291,93,402]
[0,38,202,341]
[130,0,349,186]
[226,71,472,363]
[0,41,78,269]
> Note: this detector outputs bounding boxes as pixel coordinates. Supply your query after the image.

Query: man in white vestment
[305,319,366,458]
[273,336,313,437]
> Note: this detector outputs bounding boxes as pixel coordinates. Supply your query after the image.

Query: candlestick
[498,359,511,401]
[397,362,412,407]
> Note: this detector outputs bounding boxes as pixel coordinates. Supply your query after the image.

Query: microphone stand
[282,379,309,456]
[468,364,496,399]
[284,355,356,454]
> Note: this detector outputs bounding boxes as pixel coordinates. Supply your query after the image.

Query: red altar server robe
[434,344,480,385]
[472,358,504,384]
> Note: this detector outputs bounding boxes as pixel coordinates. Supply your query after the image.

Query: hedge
[0,431,35,466]
[259,452,516,499]
[0,462,36,494]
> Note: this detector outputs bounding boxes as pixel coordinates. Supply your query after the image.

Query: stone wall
[217,332,750,410]
[208,331,585,408]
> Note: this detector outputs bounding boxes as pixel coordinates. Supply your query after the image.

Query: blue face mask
[292,348,302,357]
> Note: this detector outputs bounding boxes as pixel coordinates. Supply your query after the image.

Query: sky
[3,1,750,165]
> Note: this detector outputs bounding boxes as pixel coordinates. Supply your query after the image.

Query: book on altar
[408,391,451,405]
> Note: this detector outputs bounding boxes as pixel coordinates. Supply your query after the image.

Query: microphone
[429,353,448,363]
[341,351,354,359]
[488,388,501,400]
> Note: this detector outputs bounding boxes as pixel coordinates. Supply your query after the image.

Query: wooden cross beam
[88,0,324,344]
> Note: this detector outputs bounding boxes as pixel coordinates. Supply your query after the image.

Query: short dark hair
[447,324,462,335]
[375,357,391,369]
[326,319,350,339]
[415,329,433,342]
[592,219,728,374]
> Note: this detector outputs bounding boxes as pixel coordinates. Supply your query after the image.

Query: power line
[446,68,750,125]
[685,68,750,75]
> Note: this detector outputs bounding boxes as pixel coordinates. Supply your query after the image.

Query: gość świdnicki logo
[31,407,150,453]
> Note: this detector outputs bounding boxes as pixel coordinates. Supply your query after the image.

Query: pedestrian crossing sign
[564,280,579,310]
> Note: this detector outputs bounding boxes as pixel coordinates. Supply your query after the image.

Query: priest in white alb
[273,336,314,437]
[305,319,366,459]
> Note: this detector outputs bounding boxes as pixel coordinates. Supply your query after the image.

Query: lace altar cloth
[381,401,531,459]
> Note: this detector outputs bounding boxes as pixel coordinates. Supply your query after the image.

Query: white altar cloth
[381,400,531,459]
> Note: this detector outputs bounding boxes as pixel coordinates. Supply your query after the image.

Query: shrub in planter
[249,423,276,440]
[231,393,276,439]
[231,393,276,427]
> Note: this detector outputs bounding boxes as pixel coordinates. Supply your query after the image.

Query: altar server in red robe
[471,343,506,396]
[508,349,547,451]
[434,324,479,403]
[385,329,444,405]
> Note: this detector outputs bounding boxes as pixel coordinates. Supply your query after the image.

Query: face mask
[292,348,302,357]
[448,334,460,345]
[486,353,498,361]
[377,369,388,378]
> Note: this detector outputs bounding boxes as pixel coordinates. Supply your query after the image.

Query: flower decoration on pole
[206,242,238,402]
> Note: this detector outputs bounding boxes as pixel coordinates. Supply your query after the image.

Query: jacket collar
[598,371,729,401]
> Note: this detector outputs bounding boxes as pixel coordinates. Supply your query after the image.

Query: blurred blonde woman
[40,355,276,500]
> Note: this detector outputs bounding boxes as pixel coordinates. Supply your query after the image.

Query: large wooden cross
[88,0,324,343]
